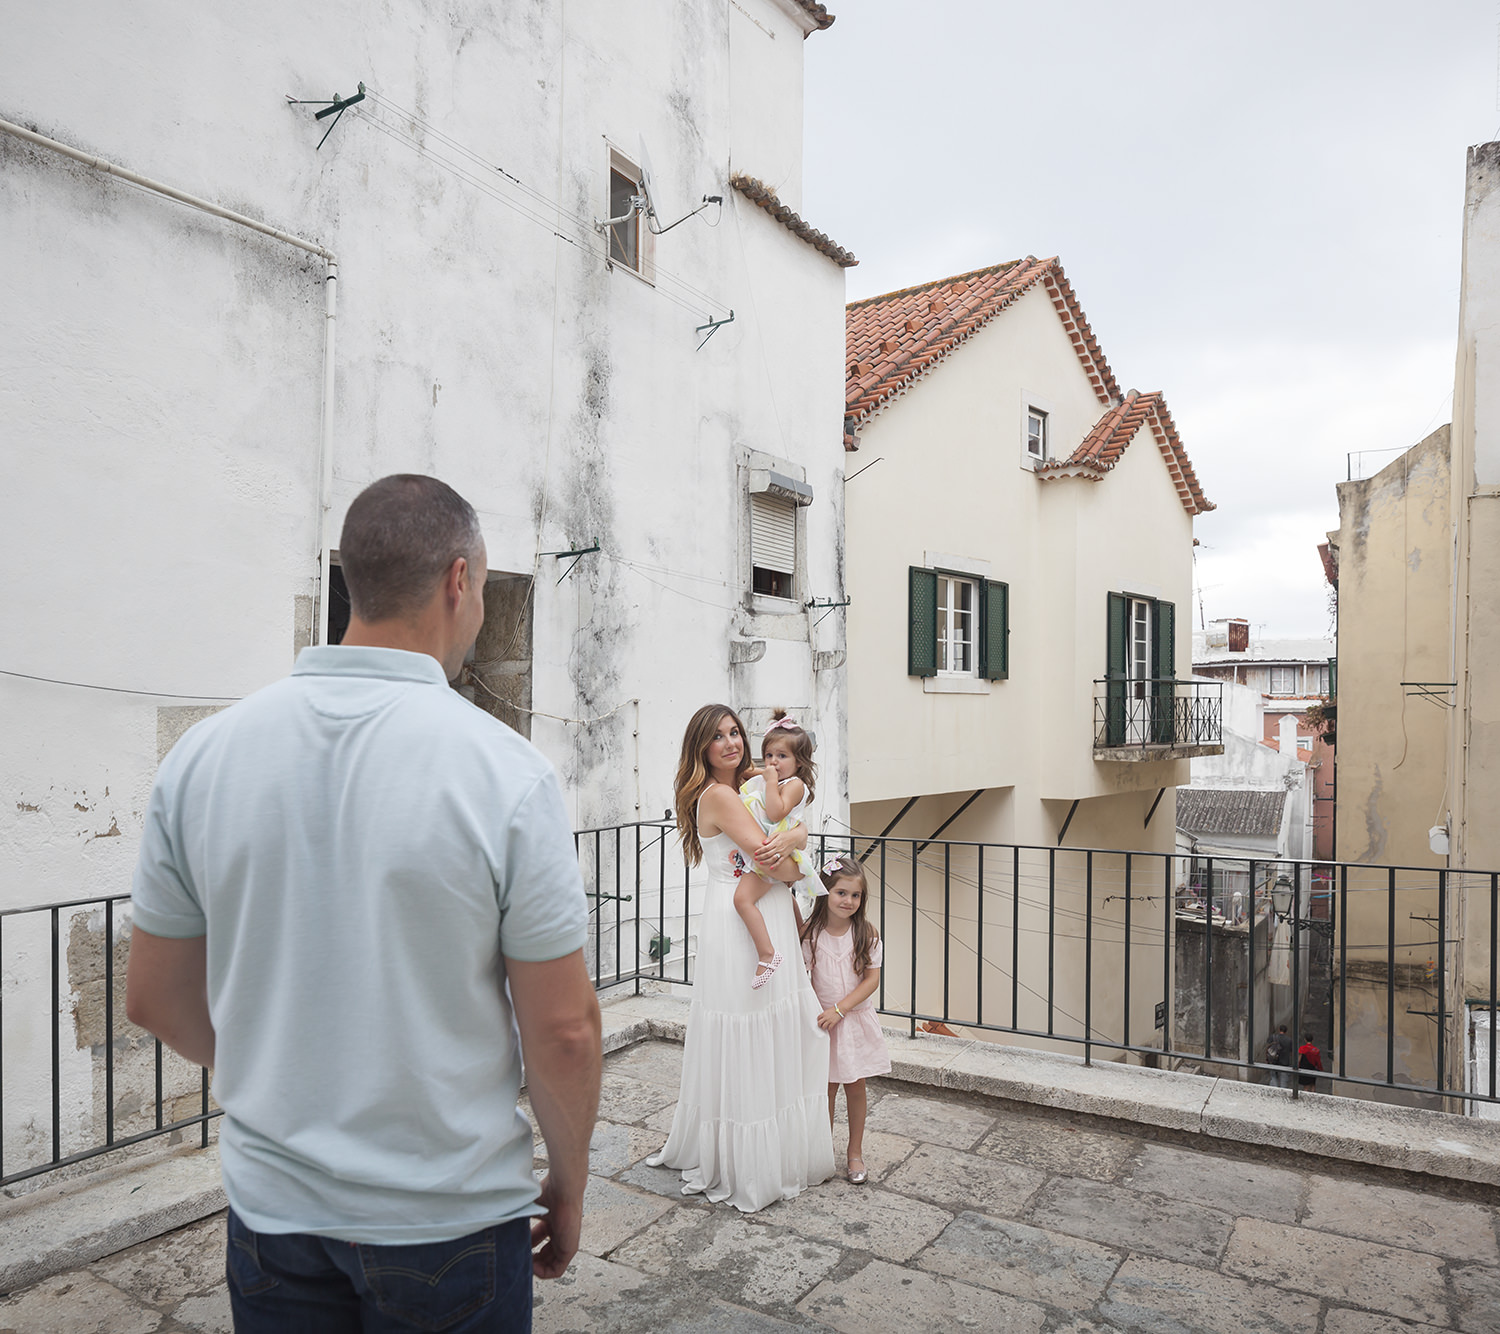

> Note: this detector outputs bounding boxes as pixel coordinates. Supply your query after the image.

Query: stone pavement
[5,1036,1500,1332]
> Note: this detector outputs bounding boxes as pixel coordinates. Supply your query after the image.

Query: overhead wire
[0,668,241,702]
[355,91,731,324]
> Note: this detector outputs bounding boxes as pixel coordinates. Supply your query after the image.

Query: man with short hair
[1266,1023,1294,1088]
[127,474,600,1332]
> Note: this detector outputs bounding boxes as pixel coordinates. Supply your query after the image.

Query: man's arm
[507,949,602,1279]
[125,930,215,1069]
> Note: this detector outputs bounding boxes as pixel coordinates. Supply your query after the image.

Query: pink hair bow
[765,717,799,735]
[821,856,846,875]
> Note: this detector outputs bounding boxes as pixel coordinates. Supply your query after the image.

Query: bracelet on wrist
[834,1004,845,1018]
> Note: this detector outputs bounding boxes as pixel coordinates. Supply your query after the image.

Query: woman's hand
[756,825,806,867]
[816,1006,843,1031]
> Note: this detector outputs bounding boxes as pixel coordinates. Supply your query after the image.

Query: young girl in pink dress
[800,855,890,1184]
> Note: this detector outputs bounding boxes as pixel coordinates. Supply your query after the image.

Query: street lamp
[1271,874,1292,920]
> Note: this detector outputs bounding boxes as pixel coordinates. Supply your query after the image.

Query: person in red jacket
[1298,1033,1324,1090]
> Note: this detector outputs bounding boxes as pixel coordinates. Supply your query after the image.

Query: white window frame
[605,145,655,284]
[1026,407,1048,462]
[936,573,979,677]
[1269,665,1297,696]
[1019,391,1057,469]
[1128,596,1153,698]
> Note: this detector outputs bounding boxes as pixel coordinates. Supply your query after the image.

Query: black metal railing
[1093,677,1222,750]
[808,835,1497,1115]
[0,821,687,1189]
[0,893,215,1190]
[7,822,1497,1187]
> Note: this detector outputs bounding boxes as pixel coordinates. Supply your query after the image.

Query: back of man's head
[339,475,483,623]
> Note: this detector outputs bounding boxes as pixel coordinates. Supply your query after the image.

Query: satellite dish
[631,135,723,238]
[637,135,664,228]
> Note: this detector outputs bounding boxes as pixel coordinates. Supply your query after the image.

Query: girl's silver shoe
[846,1158,867,1185]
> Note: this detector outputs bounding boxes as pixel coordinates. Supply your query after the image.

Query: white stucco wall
[1,0,848,1169]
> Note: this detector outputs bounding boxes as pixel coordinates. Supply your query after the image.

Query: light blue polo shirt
[131,646,588,1243]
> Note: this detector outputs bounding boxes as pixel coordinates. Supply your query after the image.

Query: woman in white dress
[647,704,835,1211]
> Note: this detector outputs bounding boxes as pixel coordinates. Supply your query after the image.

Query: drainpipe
[0,117,339,641]
[317,261,338,645]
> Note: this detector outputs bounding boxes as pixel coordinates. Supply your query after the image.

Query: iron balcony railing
[1094,677,1223,751]
[5,822,1498,1187]
[573,825,1499,1116]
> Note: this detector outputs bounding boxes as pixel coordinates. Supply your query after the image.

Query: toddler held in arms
[734,711,825,989]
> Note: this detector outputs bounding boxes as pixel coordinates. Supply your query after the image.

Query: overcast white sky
[802,0,1500,638]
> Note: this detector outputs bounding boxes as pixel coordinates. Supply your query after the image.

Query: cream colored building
[1448,141,1500,1107]
[841,258,1215,1053]
[1326,138,1500,1108]
[1326,428,1451,1104]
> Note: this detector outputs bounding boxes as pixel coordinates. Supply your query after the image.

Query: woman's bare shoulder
[697,782,738,832]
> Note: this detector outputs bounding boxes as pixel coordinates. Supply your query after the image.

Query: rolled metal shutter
[750,493,796,576]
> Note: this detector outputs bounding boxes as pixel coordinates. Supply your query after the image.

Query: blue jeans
[225,1209,533,1333]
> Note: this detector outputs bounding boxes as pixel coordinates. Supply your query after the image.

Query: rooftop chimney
[1228,618,1249,653]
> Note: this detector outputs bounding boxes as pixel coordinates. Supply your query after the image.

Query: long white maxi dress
[647,805,835,1211]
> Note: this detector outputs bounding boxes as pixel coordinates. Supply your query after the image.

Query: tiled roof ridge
[1143,393,1214,515]
[729,174,858,268]
[791,0,836,31]
[1037,389,1214,516]
[843,257,1123,440]
[845,259,1028,311]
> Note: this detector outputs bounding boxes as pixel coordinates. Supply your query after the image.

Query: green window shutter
[980,579,1008,680]
[1328,656,1337,699]
[1106,592,1128,746]
[1152,599,1177,744]
[1152,600,1176,678]
[908,567,937,677]
[1107,593,1129,680]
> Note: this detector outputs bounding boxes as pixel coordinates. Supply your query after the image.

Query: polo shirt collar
[292,645,451,687]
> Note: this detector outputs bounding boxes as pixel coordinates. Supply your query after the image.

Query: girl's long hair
[761,708,816,800]
[801,855,878,976]
[673,704,754,866]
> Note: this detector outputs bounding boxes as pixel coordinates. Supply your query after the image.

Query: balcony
[1093,676,1223,760]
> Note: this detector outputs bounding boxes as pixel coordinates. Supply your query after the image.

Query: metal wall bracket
[541,542,600,585]
[806,595,850,627]
[695,310,735,350]
[287,82,367,150]
[1402,682,1456,708]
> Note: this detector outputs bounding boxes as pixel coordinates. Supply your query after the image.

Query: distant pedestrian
[1266,1024,1294,1088]
[127,474,601,1331]
[1298,1032,1324,1090]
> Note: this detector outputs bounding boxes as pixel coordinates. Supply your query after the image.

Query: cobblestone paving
[4,1039,1500,1332]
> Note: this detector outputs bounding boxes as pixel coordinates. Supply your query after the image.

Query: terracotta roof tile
[729,174,858,268]
[791,0,836,32]
[843,258,1213,513]
[843,256,1120,430]
[1035,389,1214,516]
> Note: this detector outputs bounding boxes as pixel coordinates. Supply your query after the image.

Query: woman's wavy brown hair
[674,704,754,866]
